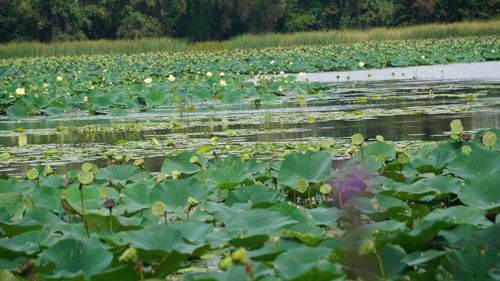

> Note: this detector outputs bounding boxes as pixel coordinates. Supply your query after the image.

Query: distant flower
[219,72,225,77]
[206,72,213,77]
[358,62,365,67]
[280,71,285,75]
[83,96,88,102]
[278,86,283,92]
[421,56,426,59]
[42,83,49,88]
[56,76,63,82]
[270,60,275,64]
[15,88,26,96]
[220,80,227,87]
[144,77,152,84]
[168,75,176,82]
[298,72,306,78]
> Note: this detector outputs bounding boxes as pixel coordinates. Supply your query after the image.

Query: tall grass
[227,20,500,49]
[1,20,498,59]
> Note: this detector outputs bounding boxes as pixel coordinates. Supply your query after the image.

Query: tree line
[1,0,498,43]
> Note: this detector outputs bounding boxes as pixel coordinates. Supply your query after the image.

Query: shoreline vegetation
[1,19,499,59]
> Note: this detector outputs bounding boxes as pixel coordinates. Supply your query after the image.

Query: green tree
[116,6,164,39]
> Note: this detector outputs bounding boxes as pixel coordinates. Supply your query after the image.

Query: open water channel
[1,61,499,174]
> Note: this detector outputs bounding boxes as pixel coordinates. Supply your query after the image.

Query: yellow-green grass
[227,19,500,49]
[1,19,498,59]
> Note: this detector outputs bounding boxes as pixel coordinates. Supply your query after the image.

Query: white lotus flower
[358,62,365,67]
[298,72,306,78]
[56,76,63,82]
[206,72,213,77]
[15,88,25,96]
[220,80,227,87]
[168,75,175,82]
[144,77,152,84]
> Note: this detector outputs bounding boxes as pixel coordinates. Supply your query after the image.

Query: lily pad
[40,238,113,281]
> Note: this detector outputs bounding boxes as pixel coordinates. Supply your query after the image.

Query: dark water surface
[1,62,499,174]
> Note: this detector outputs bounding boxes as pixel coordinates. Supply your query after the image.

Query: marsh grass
[228,19,500,49]
[1,20,498,58]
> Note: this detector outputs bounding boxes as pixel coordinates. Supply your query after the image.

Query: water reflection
[1,76,499,175]
[18,134,27,146]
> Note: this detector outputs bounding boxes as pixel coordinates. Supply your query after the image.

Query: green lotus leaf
[391,220,455,251]
[124,224,200,256]
[459,174,500,210]
[225,185,283,206]
[248,239,305,262]
[89,265,139,281]
[161,152,208,175]
[277,150,333,187]
[225,208,298,238]
[120,182,152,215]
[95,165,141,185]
[436,248,499,281]
[424,206,492,226]
[40,238,113,281]
[5,104,29,119]
[0,193,24,220]
[446,148,500,180]
[204,164,252,190]
[402,250,446,266]
[346,194,410,221]
[149,178,208,209]
[84,212,142,233]
[281,224,324,246]
[274,247,343,281]
[309,207,347,227]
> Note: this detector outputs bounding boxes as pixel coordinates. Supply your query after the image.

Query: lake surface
[1,62,499,174]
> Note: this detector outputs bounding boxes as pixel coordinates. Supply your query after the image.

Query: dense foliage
[0,125,498,281]
[1,36,498,119]
[1,0,499,42]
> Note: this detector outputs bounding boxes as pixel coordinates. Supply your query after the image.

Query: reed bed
[1,20,498,59]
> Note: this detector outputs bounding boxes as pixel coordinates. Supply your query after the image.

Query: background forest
[1,0,499,43]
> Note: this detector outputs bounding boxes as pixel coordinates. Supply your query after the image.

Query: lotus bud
[231,247,248,264]
[119,246,138,263]
[220,256,233,270]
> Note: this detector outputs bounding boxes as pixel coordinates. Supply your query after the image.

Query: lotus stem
[79,184,90,237]
[308,187,312,209]
[375,252,387,281]
[109,209,113,231]
[338,188,343,209]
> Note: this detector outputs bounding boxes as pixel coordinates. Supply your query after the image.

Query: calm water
[1,62,499,174]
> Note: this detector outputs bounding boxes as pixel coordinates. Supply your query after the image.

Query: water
[1,62,499,174]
